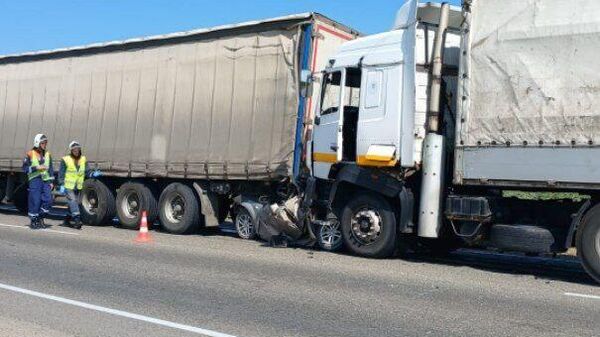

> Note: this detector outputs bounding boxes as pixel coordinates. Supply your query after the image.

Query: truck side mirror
[300,70,314,98]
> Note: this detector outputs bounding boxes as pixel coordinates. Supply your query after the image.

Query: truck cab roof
[329,1,462,69]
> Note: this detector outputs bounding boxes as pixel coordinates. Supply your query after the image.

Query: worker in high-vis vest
[22,134,54,229]
[57,141,101,229]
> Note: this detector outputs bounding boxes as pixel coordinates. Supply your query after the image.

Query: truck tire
[13,184,29,214]
[235,206,256,240]
[490,224,554,254]
[317,213,343,252]
[159,183,200,234]
[80,179,116,226]
[116,182,158,230]
[341,193,397,258]
[576,203,600,283]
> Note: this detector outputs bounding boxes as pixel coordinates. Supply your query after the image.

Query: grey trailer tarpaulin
[0,15,311,180]
[457,0,600,147]
[454,0,600,188]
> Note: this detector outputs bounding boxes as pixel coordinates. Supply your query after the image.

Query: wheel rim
[120,190,140,219]
[82,189,98,215]
[350,207,382,245]
[236,212,253,239]
[320,218,342,248]
[164,193,185,224]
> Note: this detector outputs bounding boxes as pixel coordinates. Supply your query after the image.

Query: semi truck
[1,0,600,284]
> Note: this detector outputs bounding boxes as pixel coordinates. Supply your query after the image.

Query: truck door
[312,69,346,179]
[354,0,417,168]
[355,66,400,167]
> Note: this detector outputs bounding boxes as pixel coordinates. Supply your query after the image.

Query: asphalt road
[0,208,598,337]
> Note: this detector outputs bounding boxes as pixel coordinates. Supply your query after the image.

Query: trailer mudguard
[564,199,593,250]
[192,182,220,227]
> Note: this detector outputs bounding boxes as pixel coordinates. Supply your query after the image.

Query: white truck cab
[310,0,461,180]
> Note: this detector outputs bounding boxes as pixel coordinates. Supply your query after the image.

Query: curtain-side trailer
[0,14,359,233]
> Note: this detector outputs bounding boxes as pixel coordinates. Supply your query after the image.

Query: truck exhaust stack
[418,2,450,238]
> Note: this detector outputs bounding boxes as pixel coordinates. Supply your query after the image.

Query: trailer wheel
[116,182,158,230]
[576,203,600,283]
[80,179,116,226]
[341,193,397,258]
[317,213,343,252]
[159,183,200,234]
[12,184,29,214]
[235,207,256,240]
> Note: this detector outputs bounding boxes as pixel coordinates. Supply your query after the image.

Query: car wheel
[235,206,256,240]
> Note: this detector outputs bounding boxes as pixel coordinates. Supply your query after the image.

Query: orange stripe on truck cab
[313,152,337,163]
[356,155,397,167]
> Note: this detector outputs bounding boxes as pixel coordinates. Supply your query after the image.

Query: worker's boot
[29,217,40,230]
[73,216,82,230]
[62,215,72,228]
[38,217,47,229]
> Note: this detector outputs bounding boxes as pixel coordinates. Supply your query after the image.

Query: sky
[0,0,461,56]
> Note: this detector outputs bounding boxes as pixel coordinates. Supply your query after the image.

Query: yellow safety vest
[28,151,53,182]
[63,155,86,190]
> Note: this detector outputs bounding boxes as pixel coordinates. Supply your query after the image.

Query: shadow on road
[402,250,596,286]
[1,203,595,286]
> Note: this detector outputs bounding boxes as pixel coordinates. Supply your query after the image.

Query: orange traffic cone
[135,211,152,243]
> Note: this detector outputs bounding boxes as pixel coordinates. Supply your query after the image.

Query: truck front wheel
[341,193,397,258]
[577,203,600,283]
[158,183,200,234]
[80,179,116,226]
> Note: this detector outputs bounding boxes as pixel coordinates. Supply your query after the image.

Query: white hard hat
[69,141,81,150]
[33,134,48,148]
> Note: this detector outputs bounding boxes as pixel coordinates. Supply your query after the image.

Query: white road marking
[0,223,79,236]
[564,292,600,300]
[0,282,239,337]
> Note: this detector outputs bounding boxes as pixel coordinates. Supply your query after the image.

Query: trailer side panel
[455,0,600,188]
[0,23,301,180]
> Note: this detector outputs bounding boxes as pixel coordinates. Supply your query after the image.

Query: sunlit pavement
[0,206,598,337]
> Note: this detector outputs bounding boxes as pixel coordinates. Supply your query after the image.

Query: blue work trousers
[65,189,81,219]
[28,177,53,220]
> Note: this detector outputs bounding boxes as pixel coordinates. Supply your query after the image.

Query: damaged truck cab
[306,1,462,257]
